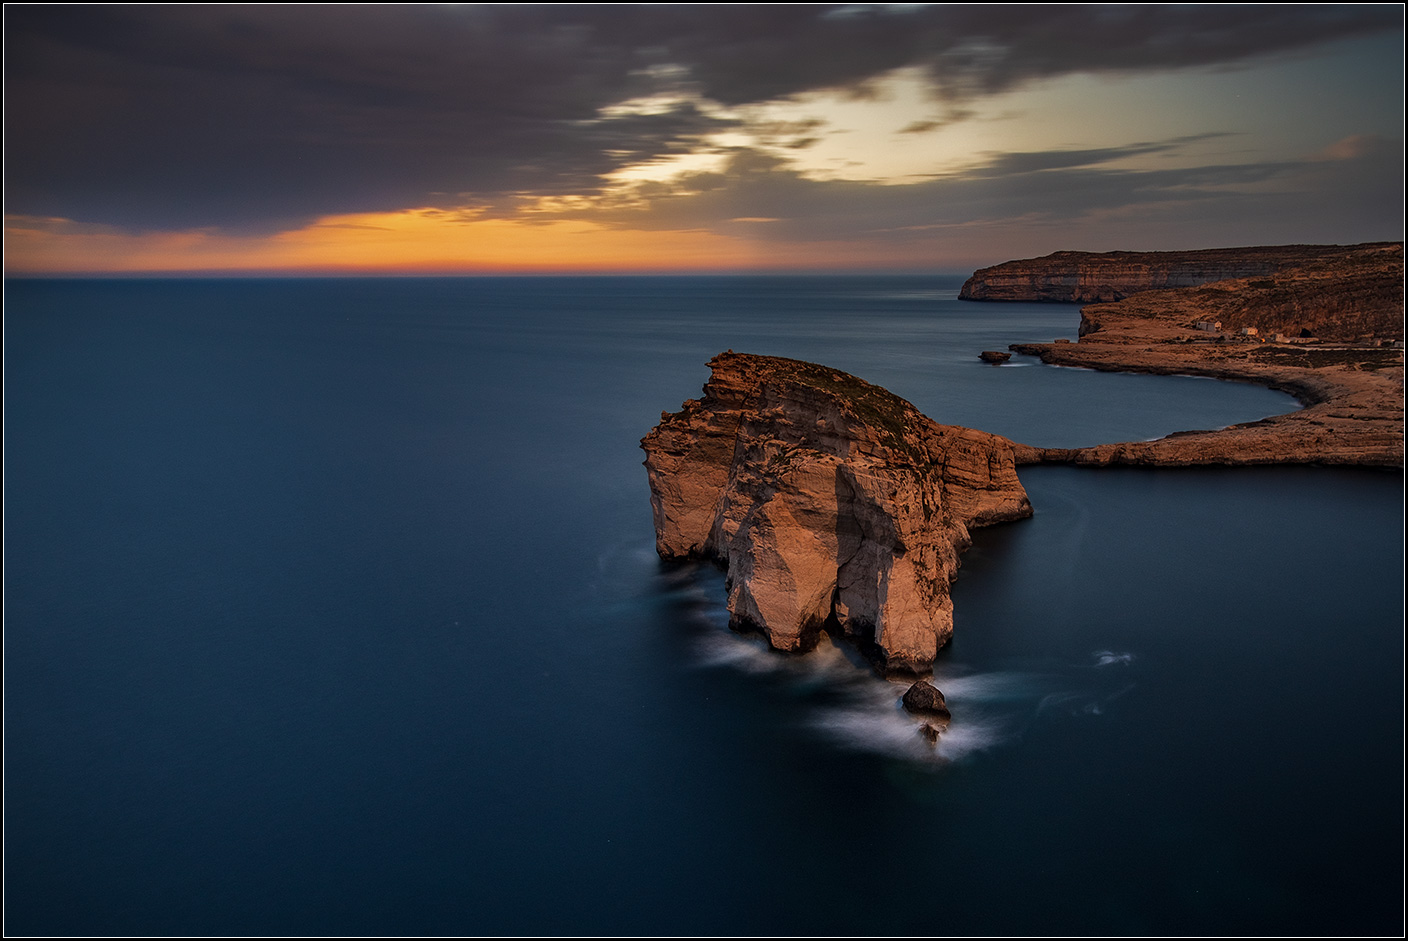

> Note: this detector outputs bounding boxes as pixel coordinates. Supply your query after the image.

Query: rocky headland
[641,351,1032,674]
[958,242,1403,303]
[984,242,1404,467]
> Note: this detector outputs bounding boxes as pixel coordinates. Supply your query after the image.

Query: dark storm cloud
[4,4,1399,232]
[957,134,1235,178]
[554,137,1404,246]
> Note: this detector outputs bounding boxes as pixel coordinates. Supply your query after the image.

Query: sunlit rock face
[996,242,1405,469]
[641,351,1032,674]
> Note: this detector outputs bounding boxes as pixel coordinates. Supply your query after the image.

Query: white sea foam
[761,647,1047,761]
[809,698,1018,763]
[679,555,1141,763]
[692,629,780,672]
[934,669,1044,701]
[810,706,938,760]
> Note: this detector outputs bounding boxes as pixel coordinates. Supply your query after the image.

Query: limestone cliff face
[958,243,1400,303]
[1075,243,1405,343]
[641,352,1032,673]
[999,242,1404,468]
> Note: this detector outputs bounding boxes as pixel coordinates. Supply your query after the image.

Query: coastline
[968,245,1406,469]
[1005,337,1403,468]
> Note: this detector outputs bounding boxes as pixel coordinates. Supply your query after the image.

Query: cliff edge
[641,352,1032,673]
[1003,242,1404,467]
[959,242,1402,303]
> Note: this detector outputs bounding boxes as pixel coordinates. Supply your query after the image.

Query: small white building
[1239,326,1259,336]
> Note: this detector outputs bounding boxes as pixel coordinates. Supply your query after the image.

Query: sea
[5,275,1403,936]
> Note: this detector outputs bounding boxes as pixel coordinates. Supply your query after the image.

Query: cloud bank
[6,4,1401,240]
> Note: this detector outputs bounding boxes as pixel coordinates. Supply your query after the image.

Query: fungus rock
[640,352,1032,673]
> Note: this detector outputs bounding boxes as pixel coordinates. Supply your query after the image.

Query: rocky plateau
[958,242,1403,304]
[986,242,1404,467]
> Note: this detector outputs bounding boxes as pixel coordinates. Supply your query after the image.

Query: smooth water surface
[5,276,1402,935]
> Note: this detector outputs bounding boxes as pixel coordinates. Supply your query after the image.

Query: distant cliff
[958,243,1401,303]
[641,352,1032,674]
[998,241,1404,467]
[1075,243,1405,343]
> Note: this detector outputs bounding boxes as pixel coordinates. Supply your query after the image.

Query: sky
[4,4,1404,275]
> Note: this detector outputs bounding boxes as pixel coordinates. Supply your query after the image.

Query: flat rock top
[1003,242,1401,268]
[959,241,1404,306]
[703,350,924,441]
[997,245,1404,467]
[1075,244,1404,343]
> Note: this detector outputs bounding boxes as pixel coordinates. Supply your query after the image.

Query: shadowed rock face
[958,242,1403,304]
[641,352,1032,674]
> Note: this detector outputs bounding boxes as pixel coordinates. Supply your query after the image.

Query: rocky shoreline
[1007,340,1403,468]
[983,242,1404,468]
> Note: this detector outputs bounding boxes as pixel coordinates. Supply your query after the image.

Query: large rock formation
[641,352,1032,673]
[958,242,1401,304]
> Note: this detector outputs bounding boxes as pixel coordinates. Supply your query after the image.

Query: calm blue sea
[5,276,1403,935]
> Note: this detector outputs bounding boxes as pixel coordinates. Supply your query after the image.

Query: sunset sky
[5,4,1403,275]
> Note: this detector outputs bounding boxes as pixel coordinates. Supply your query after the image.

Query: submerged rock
[640,351,1032,673]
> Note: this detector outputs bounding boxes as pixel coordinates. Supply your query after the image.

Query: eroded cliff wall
[958,242,1401,303]
[998,242,1404,467]
[641,352,1032,673]
[1075,243,1405,343]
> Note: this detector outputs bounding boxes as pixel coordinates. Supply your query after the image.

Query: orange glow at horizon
[3,208,924,275]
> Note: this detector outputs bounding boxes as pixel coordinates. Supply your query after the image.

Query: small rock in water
[902,679,952,721]
[979,350,1011,364]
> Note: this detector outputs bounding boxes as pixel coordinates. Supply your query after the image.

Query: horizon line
[3,267,977,280]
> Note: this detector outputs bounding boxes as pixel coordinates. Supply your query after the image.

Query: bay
[4,276,1402,935]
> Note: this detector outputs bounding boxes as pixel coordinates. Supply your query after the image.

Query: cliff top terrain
[989,243,1404,467]
[959,240,1403,306]
[986,241,1401,268]
[1075,242,1403,343]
